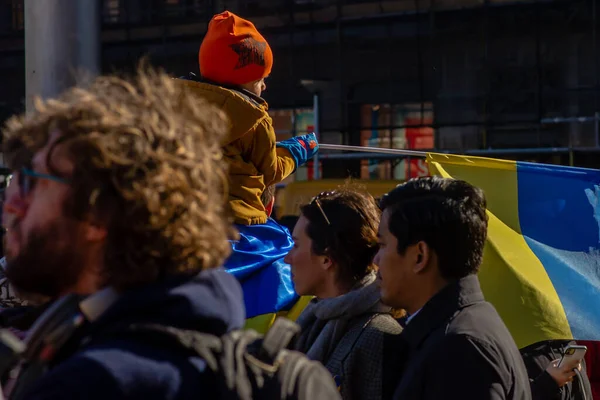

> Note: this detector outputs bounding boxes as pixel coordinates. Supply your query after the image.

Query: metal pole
[289,0,296,121]
[569,149,574,167]
[313,93,321,180]
[25,0,100,113]
[318,145,585,160]
[319,143,428,157]
[336,0,346,147]
[482,0,489,149]
[318,143,595,159]
[594,0,598,118]
[594,0,599,147]
[595,112,599,148]
[534,0,542,145]
[430,0,440,150]
[414,0,425,126]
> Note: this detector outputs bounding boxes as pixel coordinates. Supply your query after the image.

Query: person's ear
[83,204,109,243]
[413,241,430,274]
[319,252,333,271]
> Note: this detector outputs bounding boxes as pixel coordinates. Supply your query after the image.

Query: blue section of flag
[224,218,298,318]
[517,162,600,340]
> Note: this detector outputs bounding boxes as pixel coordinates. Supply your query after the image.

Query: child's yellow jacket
[180,80,295,225]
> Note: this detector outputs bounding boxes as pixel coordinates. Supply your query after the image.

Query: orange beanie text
[199,11,273,86]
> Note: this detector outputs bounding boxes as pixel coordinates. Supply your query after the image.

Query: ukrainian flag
[428,153,600,349]
[224,218,312,333]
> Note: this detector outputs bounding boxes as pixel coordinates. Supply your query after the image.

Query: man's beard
[5,221,86,299]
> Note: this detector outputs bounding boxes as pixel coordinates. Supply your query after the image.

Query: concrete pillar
[25,0,100,113]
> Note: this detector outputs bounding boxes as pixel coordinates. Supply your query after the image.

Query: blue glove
[276,133,319,170]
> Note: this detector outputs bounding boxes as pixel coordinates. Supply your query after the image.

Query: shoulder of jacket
[180,80,269,139]
[444,304,511,345]
[222,91,270,136]
[184,80,266,108]
[437,332,502,360]
[333,313,399,353]
[367,313,403,334]
[344,314,402,354]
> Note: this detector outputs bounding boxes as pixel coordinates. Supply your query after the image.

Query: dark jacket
[20,268,246,400]
[520,340,593,400]
[393,274,532,400]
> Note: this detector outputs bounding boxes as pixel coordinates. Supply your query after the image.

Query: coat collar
[178,73,267,107]
[401,274,484,350]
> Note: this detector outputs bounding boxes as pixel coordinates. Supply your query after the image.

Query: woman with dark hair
[284,188,402,400]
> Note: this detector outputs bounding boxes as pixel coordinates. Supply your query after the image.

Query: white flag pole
[319,144,429,158]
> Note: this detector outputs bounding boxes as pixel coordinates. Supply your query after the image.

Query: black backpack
[118,317,341,400]
[2,294,341,400]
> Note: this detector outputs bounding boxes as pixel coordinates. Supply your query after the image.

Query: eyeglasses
[310,191,335,226]
[18,167,69,198]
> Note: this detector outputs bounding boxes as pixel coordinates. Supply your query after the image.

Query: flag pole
[319,144,429,158]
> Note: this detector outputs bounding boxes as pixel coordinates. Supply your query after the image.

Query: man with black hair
[375,176,531,400]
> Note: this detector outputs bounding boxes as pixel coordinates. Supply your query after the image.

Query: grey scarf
[294,271,390,362]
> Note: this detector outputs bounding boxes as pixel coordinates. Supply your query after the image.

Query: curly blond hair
[3,65,237,289]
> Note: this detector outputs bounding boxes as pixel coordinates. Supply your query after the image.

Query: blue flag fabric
[224,218,298,319]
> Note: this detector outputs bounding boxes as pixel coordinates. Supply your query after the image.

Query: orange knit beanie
[199,11,273,86]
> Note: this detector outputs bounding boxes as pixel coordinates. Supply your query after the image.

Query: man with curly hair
[0,67,245,399]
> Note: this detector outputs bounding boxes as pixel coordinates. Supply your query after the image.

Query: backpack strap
[258,318,300,364]
[125,324,224,371]
[123,324,263,400]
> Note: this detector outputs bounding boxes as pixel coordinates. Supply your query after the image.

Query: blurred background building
[0,0,599,181]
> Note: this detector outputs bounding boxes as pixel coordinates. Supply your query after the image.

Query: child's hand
[296,133,319,153]
[276,133,319,169]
